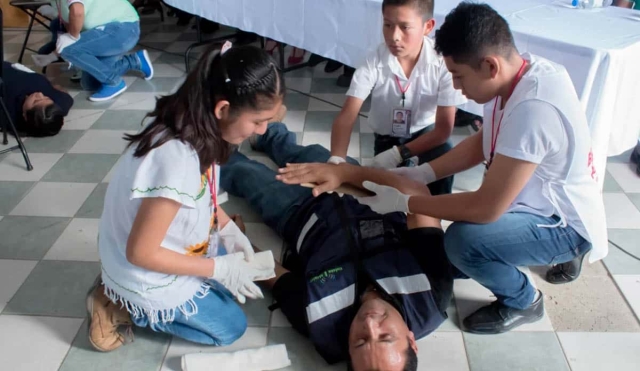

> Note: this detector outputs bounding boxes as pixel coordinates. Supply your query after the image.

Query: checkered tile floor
[1,12,640,371]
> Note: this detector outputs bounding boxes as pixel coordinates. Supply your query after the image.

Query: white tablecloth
[166,0,640,180]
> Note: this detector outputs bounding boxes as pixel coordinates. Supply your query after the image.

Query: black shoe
[324,60,343,73]
[336,73,352,88]
[463,292,544,334]
[545,250,588,284]
[630,143,640,165]
[307,53,326,67]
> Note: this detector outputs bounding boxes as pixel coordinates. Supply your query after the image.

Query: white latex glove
[219,220,255,262]
[356,181,411,214]
[327,156,346,165]
[211,254,264,304]
[56,33,80,54]
[372,146,403,169]
[31,53,59,68]
[388,162,437,185]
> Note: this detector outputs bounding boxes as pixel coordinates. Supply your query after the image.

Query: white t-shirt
[483,53,608,262]
[347,37,467,135]
[484,99,567,216]
[98,138,220,323]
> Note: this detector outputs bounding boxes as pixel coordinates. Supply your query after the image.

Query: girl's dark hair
[24,104,64,137]
[124,45,285,173]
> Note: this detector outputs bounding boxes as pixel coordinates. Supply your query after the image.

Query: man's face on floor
[348,291,417,371]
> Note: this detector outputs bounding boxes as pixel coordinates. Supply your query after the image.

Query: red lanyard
[487,59,528,170]
[207,166,218,231]
[395,76,410,107]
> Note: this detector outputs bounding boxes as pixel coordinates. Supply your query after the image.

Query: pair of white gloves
[328,146,437,215]
[210,221,274,304]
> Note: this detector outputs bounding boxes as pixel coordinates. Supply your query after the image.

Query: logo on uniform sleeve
[310,267,344,285]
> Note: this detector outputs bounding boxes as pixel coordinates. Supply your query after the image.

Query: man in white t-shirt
[276,2,608,335]
[328,0,467,196]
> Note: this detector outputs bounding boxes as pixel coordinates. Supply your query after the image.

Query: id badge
[391,108,411,138]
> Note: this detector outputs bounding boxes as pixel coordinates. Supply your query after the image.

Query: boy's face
[382,5,434,59]
[444,57,501,104]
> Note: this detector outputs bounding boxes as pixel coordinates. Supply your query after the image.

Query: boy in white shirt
[328,0,466,195]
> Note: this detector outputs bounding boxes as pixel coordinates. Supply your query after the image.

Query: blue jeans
[38,18,65,55]
[374,125,453,195]
[220,123,358,237]
[445,213,592,310]
[60,21,141,88]
[131,281,247,345]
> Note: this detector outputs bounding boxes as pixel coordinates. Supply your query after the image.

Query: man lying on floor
[220,123,453,371]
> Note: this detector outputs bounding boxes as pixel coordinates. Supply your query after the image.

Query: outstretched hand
[276,162,344,196]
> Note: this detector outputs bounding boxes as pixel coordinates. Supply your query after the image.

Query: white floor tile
[68,130,135,154]
[0,315,83,371]
[161,327,268,371]
[613,275,640,320]
[0,153,63,182]
[44,218,100,262]
[307,93,345,111]
[244,223,283,262]
[0,260,37,313]
[150,63,187,78]
[283,111,307,132]
[10,182,96,217]
[285,77,313,94]
[62,110,105,131]
[111,92,162,110]
[302,131,359,158]
[606,163,640,193]
[558,332,640,371]
[416,332,469,371]
[603,193,640,229]
[453,274,554,332]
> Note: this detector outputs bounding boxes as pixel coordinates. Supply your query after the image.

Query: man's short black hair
[346,338,418,371]
[382,0,434,20]
[434,2,516,68]
[24,103,64,137]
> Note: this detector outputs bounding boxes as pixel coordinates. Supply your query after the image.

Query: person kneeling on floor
[53,0,154,102]
[220,123,453,370]
[2,62,73,137]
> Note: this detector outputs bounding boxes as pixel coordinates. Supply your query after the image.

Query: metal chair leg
[18,11,37,63]
[0,99,33,170]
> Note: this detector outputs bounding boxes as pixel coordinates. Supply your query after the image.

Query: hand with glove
[388,162,437,185]
[372,146,403,169]
[219,220,255,262]
[211,254,265,304]
[355,181,411,214]
[56,33,80,55]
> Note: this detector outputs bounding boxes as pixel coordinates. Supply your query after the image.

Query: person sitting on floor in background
[329,0,466,197]
[220,122,453,370]
[87,45,283,352]
[2,61,73,137]
[278,2,608,335]
[52,0,154,102]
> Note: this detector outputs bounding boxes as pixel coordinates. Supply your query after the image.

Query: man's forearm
[67,3,84,38]
[330,117,355,158]
[338,164,430,197]
[408,191,494,224]
[429,129,484,180]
